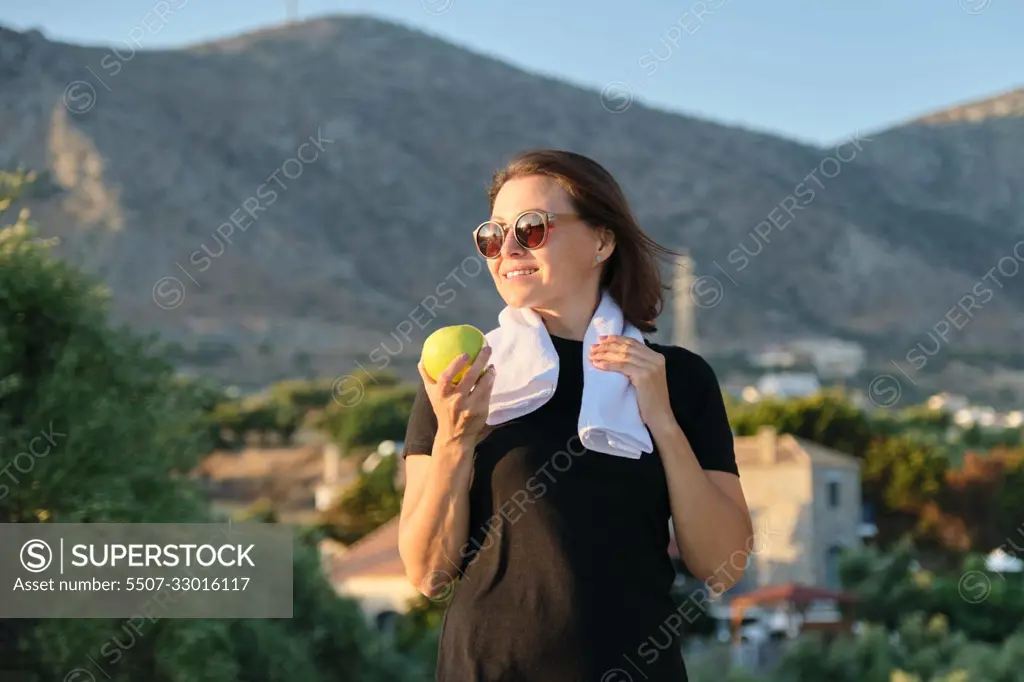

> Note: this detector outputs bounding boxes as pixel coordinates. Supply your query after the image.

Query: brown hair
[487,149,678,334]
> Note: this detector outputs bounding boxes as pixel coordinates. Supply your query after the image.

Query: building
[748,339,865,380]
[986,547,1024,574]
[785,339,866,379]
[733,427,865,590]
[314,443,345,511]
[953,406,998,428]
[192,441,360,524]
[754,372,821,400]
[926,392,970,413]
[1001,411,1024,429]
[322,517,416,629]
[750,347,797,370]
[322,442,414,626]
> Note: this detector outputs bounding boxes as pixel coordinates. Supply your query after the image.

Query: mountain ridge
[1,16,1022,404]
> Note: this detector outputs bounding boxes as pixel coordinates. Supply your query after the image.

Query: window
[827,481,840,508]
[825,473,841,508]
[825,545,844,588]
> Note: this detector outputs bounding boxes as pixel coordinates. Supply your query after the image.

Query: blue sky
[4,0,1021,145]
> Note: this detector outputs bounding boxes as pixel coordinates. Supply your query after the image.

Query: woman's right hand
[417,345,495,448]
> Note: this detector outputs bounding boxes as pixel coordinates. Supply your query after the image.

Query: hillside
[860,87,1024,243]
[1,17,1022,401]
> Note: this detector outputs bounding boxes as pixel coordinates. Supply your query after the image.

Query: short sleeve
[401,378,438,458]
[668,348,739,476]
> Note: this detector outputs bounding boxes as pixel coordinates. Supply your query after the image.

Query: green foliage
[320,454,402,545]
[756,614,1024,682]
[240,498,280,523]
[862,435,948,512]
[840,541,1024,644]
[0,220,208,525]
[728,391,875,456]
[394,595,444,669]
[958,425,1023,450]
[266,379,336,411]
[204,395,303,449]
[0,173,429,681]
[691,539,1024,682]
[321,386,417,450]
[931,450,1024,554]
[876,405,953,435]
[201,373,408,449]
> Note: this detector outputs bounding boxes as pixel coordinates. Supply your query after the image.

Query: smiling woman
[398,149,753,682]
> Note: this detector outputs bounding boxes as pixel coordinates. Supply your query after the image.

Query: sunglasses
[473,210,577,259]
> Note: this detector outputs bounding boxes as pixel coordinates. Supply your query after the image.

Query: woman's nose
[500,226,524,257]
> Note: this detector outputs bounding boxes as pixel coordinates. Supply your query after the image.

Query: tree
[931,448,1024,553]
[861,435,947,515]
[728,391,875,457]
[839,541,1024,645]
[319,386,417,450]
[208,400,246,449]
[394,595,445,670]
[267,379,336,411]
[0,172,430,681]
[320,454,402,545]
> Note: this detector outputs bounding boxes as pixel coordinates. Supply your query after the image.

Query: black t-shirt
[402,335,738,682]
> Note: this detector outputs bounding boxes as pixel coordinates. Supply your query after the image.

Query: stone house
[731,426,866,590]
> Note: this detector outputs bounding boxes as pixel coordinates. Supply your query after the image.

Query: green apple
[421,325,487,385]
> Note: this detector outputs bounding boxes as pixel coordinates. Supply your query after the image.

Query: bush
[840,541,1024,644]
[320,454,402,545]
[728,391,876,458]
[320,386,417,450]
[759,614,1024,682]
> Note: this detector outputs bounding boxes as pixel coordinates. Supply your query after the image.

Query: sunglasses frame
[473,210,578,259]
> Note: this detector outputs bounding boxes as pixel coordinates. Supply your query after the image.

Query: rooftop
[734,427,860,469]
[324,517,405,583]
[192,445,360,511]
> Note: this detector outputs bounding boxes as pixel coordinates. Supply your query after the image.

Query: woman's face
[485,175,610,310]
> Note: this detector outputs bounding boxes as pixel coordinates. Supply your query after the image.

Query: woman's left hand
[589,335,675,431]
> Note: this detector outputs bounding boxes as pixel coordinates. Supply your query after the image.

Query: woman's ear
[597,227,616,261]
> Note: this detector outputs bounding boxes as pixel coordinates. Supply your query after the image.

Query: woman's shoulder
[644,341,718,386]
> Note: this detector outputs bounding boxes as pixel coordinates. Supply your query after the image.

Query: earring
[595,254,603,262]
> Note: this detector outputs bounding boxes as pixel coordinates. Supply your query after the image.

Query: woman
[398,149,753,682]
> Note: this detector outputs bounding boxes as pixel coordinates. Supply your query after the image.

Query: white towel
[484,291,654,459]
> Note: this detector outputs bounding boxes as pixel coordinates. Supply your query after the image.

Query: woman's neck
[534,288,601,341]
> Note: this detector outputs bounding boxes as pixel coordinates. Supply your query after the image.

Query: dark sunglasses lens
[515,212,547,249]
[475,223,504,258]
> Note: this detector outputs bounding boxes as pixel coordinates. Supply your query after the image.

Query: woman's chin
[499,287,541,309]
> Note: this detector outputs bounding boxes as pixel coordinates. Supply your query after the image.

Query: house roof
[730,582,856,607]
[794,437,861,470]
[325,517,406,583]
[192,445,360,509]
[734,432,802,466]
[733,430,859,470]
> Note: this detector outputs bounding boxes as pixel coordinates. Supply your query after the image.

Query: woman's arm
[398,437,475,597]
[397,352,495,597]
[649,420,752,592]
[589,336,753,592]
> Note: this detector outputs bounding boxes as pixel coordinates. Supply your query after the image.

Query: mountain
[1,17,1022,402]
[859,87,1024,240]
